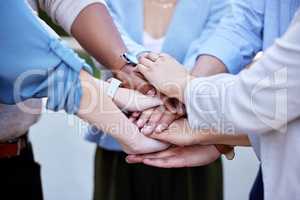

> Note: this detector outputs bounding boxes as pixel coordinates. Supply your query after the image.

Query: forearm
[77,71,133,140]
[189,56,249,145]
[195,132,250,146]
[71,3,127,70]
[191,55,227,77]
[170,55,227,102]
[77,70,169,154]
[185,13,300,135]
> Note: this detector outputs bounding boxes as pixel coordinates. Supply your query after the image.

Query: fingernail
[147,89,156,96]
[142,125,154,135]
[137,120,144,127]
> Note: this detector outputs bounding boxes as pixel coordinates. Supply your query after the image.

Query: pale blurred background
[30,111,259,200]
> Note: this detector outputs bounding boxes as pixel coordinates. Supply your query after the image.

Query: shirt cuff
[191,35,244,75]
[184,78,206,130]
[47,39,92,114]
[56,0,107,34]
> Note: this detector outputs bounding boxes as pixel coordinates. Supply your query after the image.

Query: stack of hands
[107,52,225,168]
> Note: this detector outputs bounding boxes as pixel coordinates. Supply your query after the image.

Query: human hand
[137,53,194,101]
[149,118,251,147]
[121,129,170,155]
[115,64,154,94]
[148,118,204,146]
[78,75,169,155]
[133,97,186,135]
[126,145,220,168]
[113,86,162,112]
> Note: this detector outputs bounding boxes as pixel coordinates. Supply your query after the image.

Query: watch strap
[107,78,122,99]
[121,52,139,66]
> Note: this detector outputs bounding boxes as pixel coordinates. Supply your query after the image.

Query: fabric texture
[0,0,92,114]
[0,0,102,141]
[0,100,41,141]
[184,9,300,200]
[93,148,223,200]
[184,0,300,74]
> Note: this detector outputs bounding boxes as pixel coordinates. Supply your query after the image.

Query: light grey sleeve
[38,0,106,34]
[184,10,300,136]
[0,100,42,141]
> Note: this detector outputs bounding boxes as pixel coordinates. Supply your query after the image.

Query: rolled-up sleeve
[186,0,265,74]
[184,0,230,67]
[0,0,92,114]
[39,0,107,34]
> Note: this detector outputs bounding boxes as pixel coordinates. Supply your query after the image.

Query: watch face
[123,53,139,65]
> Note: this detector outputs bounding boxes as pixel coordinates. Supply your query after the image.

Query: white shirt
[185,10,300,200]
[143,31,165,53]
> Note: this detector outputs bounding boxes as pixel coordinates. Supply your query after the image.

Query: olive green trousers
[94,147,223,200]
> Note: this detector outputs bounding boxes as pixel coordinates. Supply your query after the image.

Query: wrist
[172,75,195,102]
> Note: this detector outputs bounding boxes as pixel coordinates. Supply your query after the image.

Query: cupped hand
[126,145,220,168]
[137,53,193,101]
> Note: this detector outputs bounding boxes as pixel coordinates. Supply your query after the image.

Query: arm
[40,0,153,92]
[185,0,265,74]
[0,0,168,154]
[103,1,155,93]
[39,0,127,70]
[149,119,250,146]
[134,0,231,135]
[105,0,149,57]
[185,11,300,135]
[183,0,229,73]
[78,71,169,154]
[138,10,300,135]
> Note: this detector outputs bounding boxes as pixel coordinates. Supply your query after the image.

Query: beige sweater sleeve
[184,10,300,135]
[38,0,106,34]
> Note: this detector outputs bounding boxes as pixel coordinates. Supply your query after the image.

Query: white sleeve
[184,10,300,136]
[38,0,107,34]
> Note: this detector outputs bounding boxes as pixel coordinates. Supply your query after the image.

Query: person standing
[183,1,300,199]
[128,1,300,199]
[87,1,230,200]
[0,0,166,199]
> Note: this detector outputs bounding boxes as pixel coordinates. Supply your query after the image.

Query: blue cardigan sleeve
[184,0,265,74]
[183,0,230,68]
[0,0,92,114]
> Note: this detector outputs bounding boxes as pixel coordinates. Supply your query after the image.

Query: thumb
[137,64,150,78]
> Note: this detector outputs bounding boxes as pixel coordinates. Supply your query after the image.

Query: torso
[144,0,177,39]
